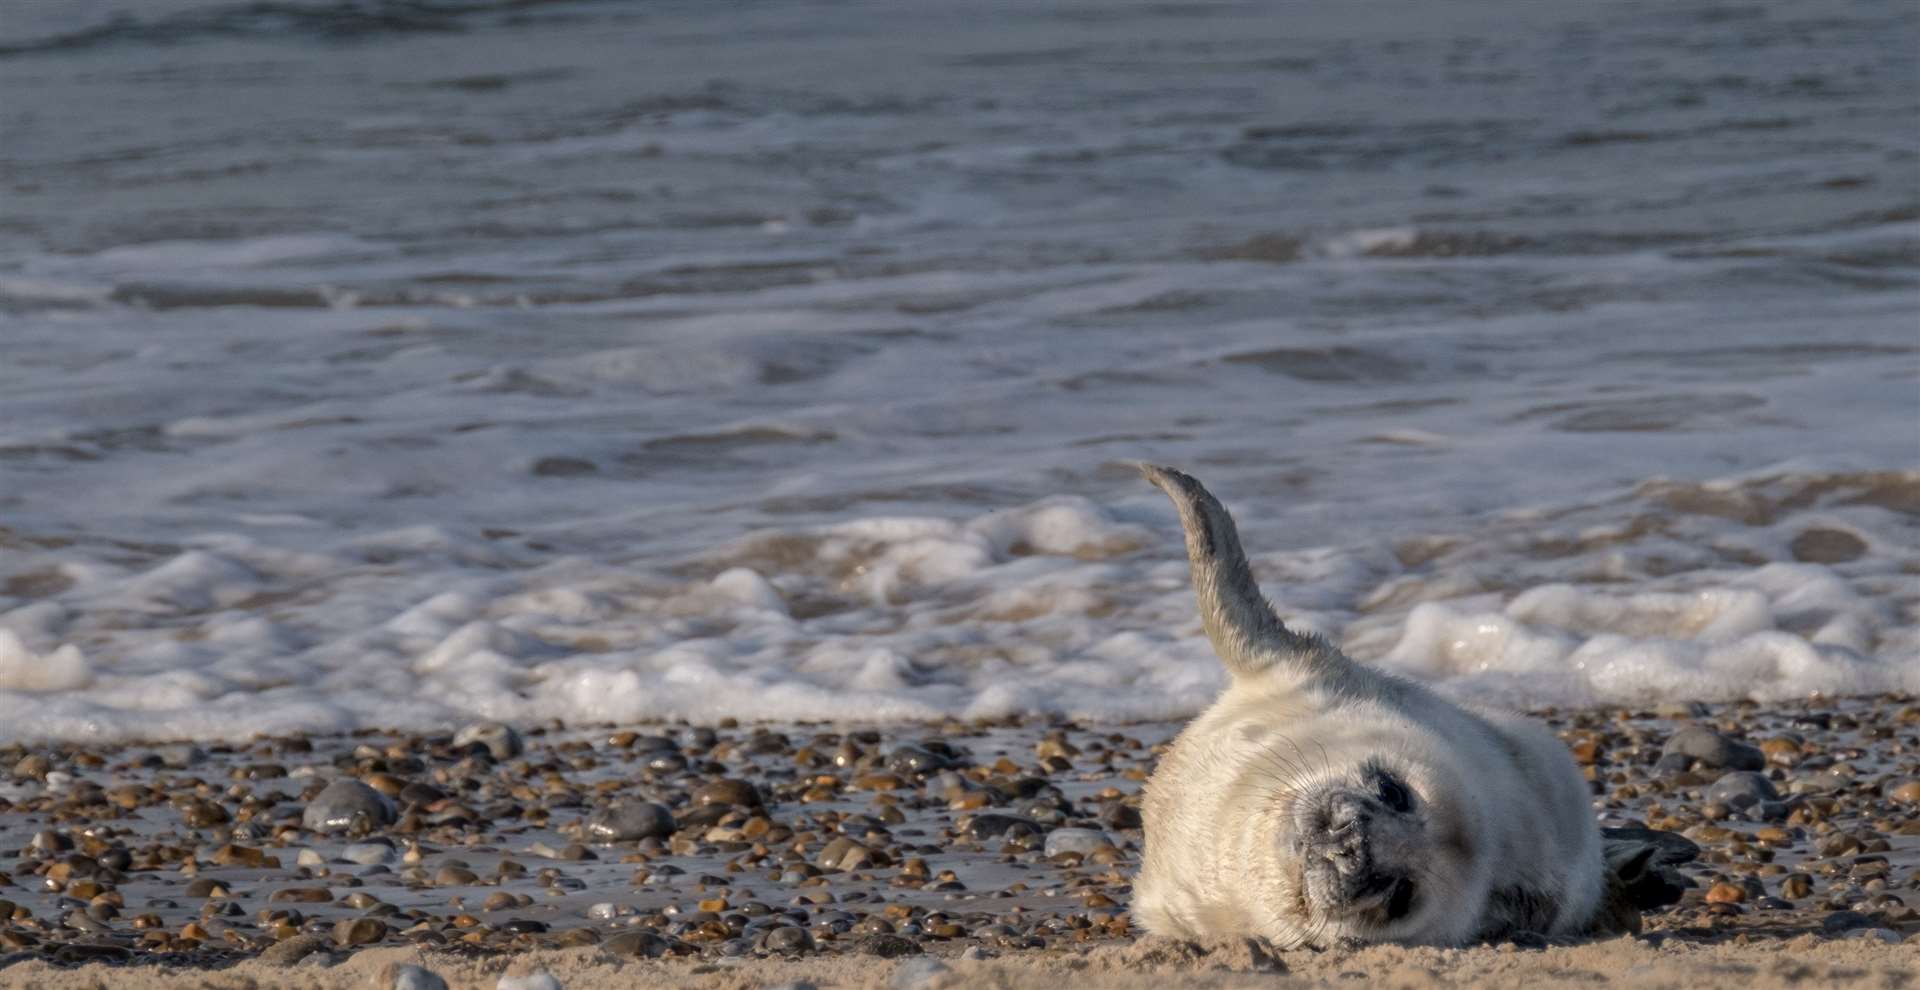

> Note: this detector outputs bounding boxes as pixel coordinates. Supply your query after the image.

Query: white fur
[1131,465,1604,947]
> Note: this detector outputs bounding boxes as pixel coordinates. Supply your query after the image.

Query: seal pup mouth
[1301,786,1423,926]
[1346,874,1418,924]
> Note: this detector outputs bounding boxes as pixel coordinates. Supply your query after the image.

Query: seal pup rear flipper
[1140,464,1350,683]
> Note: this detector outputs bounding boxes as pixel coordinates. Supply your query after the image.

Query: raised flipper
[1140,464,1348,681]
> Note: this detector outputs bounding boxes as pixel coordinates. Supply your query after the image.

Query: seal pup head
[1135,465,1492,947]
[1265,733,1485,945]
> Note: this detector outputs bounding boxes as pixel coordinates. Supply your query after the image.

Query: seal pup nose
[1314,792,1375,878]
[1326,793,1371,835]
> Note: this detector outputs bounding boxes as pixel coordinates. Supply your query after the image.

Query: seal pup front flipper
[1140,464,1349,682]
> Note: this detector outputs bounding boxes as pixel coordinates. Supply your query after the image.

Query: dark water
[0,0,1914,738]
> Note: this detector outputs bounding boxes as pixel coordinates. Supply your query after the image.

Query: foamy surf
[1,465,1912,743]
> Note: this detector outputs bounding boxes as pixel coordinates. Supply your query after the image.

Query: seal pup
[1132,465,1661,948]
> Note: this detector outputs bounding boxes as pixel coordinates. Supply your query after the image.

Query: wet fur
[1131,465,1606,947]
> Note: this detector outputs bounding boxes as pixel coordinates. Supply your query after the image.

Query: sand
[1,934,1916,989]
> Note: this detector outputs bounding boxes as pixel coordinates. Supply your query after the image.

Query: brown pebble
[268,888,333,903]
[692,779,762,808]
[182,800,230,828]
[949,791,992,811]
[1887,780,1920,805]
[258,934,330,967]
[1705,882,1748,904]
[211,844,269,868]
[333,917,388,947]
[435,866,480,886]
[853,772,906,791]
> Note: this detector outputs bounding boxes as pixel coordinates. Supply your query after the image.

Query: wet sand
[1,697,1915,987]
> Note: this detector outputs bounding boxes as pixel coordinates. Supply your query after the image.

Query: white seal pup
[1132,465,1644,948]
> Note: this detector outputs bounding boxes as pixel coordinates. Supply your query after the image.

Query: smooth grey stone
[763,925,814,953]
[1043,827,1112,858]
[1705,771,1779,810]
[1661,726,1764,771]
[886,744,953,776]
[585,802,673,842]
[156,745,205,769]
[301,780,396,833]
[643,752,688,774]
[452,722,523,760]
[389,964,449,990]
[343,841,396,866]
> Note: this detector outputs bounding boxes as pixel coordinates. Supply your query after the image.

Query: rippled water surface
[1,0,1916,740]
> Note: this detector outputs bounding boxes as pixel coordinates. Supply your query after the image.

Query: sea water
[0,0,1915,741]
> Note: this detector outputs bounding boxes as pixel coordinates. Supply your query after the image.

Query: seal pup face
[1279,752,1477,944]
[1215,719,1482,948]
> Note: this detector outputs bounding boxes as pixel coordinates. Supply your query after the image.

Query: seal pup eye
[1377,773,1414,813]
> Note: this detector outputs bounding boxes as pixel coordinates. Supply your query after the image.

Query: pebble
[692,778,763,808]
[1821,910,1875,935]
[961,813,1041,841]
[584,802,674,842]
[600,930,671,958]
[1043,827,1111,859]
[156,745,205,768]
[889,956,953,990]
[861,933,923,958]
[435,865,480,886]
[302,779,396,833]
[497,972,563,990]
[343,841,396,866]
[1705,882,1748,904]
[453,722,525,761]
[387,964,450,990]
[764,925,815,954]
[887,744,954,775]
[258,934,330,967]
[1662,726,1765,771]
[333,917,388,947]
[1705,771,1783,818]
